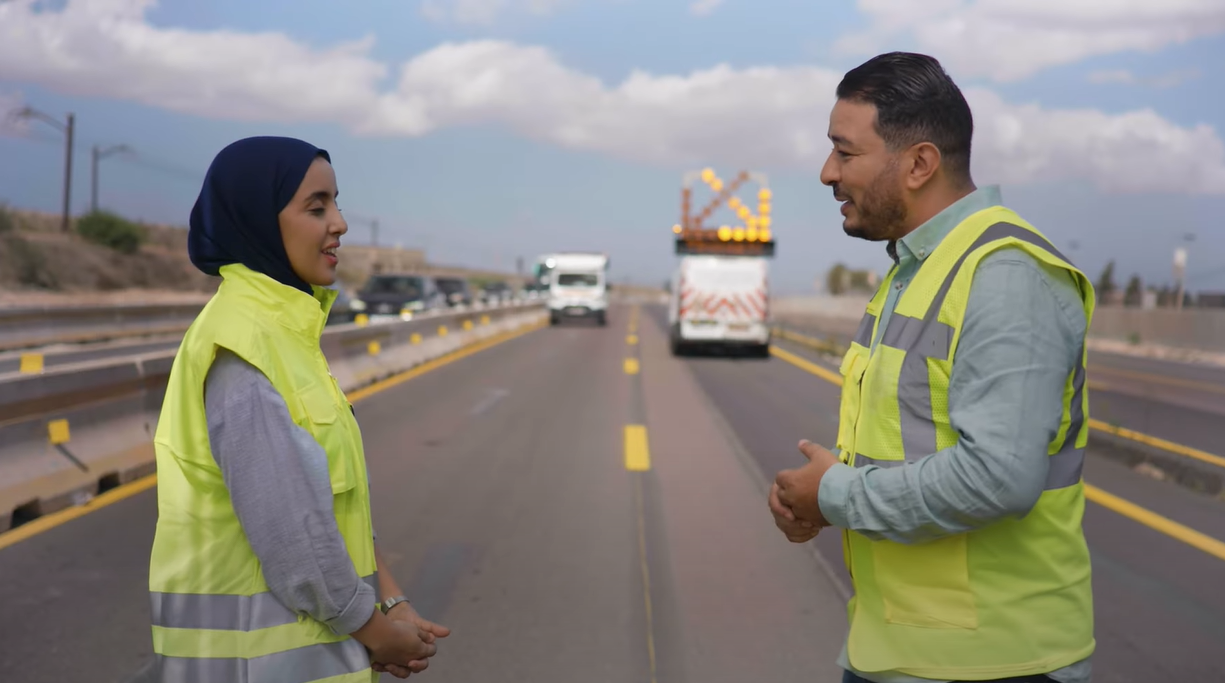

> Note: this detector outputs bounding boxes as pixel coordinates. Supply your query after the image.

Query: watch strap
[381,595,410,614]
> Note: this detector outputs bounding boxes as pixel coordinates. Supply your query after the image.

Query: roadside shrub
[76,210,146,254]
[0,235,57,288]
[0,203,15,234]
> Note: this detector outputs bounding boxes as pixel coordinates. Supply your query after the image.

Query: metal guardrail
[0,301,547,532]
[0,302,209,352]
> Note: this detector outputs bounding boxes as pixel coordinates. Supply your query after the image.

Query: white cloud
[689,0,723,17]
[2,0,1223,195]
[838,0,1225,83]
[420,0,564,25]
[1087,68,1201,88]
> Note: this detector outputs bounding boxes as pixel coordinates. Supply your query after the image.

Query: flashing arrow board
[676,234,776,257]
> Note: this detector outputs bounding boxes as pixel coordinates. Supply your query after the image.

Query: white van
[668,254,770,356]
[547,252,610,326]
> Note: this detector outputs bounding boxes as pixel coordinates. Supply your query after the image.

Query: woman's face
[279,156,348,287]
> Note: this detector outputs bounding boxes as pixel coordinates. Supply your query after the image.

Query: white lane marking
[470,388,510,416]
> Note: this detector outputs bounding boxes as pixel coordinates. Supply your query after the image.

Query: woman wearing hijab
[147,136,448,682]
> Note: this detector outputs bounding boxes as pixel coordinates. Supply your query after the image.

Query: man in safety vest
[769,52,1096,683]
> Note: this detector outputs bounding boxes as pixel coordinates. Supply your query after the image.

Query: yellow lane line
[624,358,641,375]
[771,342,1225,564]
[1084,484,1225,562]
[769,345,843,386]
[627,334,639,345]
[624,425,651,471]
[633,477,659,683]
[774,327,1225,471]
[348,320,544,402]
[0,319,547,550]
[1090,364,1225,396]
[1087,419,1225,470]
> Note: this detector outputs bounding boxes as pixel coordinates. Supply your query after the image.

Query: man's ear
[905,142,942,191]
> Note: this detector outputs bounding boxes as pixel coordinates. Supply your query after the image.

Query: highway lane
[646,307,1225,682]
[775,316,1225,462]
[0,304,850,683]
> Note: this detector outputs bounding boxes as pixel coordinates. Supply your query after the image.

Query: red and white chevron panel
[679,286,767,322]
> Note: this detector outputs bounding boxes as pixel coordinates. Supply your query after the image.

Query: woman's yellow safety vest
[148,264,378,682]
[835,206,1096,680]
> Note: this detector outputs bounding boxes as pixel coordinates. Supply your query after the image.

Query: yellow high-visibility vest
[148,263,378,682]
[835,206,1096,680]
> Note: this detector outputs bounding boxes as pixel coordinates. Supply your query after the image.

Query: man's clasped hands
[769,439,842,543]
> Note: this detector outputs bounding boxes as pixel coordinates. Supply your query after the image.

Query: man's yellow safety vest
[835,206,1096,680]
[148,263,378,682]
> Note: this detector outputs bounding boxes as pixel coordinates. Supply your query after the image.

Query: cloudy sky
[1,0,1223,294]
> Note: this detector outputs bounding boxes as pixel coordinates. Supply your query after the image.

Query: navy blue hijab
[188,136,330,295]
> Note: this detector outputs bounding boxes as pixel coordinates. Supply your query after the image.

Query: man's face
[820,99,908,242]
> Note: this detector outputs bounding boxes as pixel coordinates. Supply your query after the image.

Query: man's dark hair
[836,52,974,183]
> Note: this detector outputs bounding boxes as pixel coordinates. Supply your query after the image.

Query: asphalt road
[776,316,1225,459]
[3,303,1223,683]
[649,307,1225,683]
[0,305,849,683]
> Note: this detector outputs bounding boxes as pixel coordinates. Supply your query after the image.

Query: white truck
[668,253,771,357]
[547,252,610,326]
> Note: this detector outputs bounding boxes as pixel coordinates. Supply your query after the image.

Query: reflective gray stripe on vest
[853,312,877,348]
[152,638,369,683]
[878,222,1085,464]
[1046,445,1084,490]
[151,573,379,631]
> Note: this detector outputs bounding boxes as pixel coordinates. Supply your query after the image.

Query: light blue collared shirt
[818,186,1093,683]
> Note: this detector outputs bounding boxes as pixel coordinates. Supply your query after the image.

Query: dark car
[480,281,512,305]
[352,274,444,318]
[434,277,473,307]
[325,286,358,325]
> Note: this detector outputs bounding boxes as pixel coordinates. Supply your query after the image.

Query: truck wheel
[596,311,607,326]
[549,313,559,326]
[754,343,771,358]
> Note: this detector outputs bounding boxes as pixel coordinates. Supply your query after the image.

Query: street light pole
[90,144,132,213]
[11,107,76,232]
[62,113,74,232]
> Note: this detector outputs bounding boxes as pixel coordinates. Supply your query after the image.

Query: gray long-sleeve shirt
[204,348,376,636]
[818,186,1093,683]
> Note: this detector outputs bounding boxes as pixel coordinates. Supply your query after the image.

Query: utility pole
[91,144,132,213]
[12,107,75,232]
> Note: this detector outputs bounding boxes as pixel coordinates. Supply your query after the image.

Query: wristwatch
[381,595,411,614]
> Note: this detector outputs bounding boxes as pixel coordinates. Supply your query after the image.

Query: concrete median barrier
[0,302,546,532]
[0,302,208,352]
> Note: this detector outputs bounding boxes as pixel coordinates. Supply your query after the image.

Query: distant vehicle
[547,252,609,326]
[325,286,358,325]
[434,277,473,307]
[480,281,512,305]
[667,170,775,357]
[669,254,770,356]
[351,274,445,320]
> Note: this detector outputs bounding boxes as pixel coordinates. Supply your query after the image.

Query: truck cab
[547,253,610,326]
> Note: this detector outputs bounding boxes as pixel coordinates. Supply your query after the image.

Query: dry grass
[0,208,218,306]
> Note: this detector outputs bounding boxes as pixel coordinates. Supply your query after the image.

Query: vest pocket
[835,346,869,455]
[872,534,978,630]
[295,385,357,494]
[297,386,339,425]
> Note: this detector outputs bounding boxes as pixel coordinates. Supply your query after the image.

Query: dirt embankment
[0,208,219,307]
